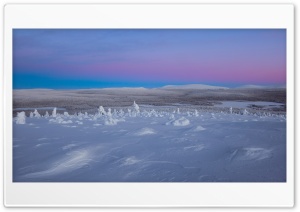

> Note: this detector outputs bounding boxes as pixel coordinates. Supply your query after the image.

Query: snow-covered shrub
[49,116,73,124]
[52,108,57,117]
[64,112,69,117]
[104,117,118,126]
[119,109,124,116]
[173,117,190,126]
[16,111,26,124]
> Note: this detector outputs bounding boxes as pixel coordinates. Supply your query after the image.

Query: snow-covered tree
[107,108,112,117]
[229,107,233,114]
[52,107,57,117]
[133,101,140,113]
[177,108,180,114]
[195,109,199,117]
[98,106,106,115]
[29,112,34,118]
[64,112,69,117]
[16,111,26,124]
[33,109,41,118]
[44,111,50,118]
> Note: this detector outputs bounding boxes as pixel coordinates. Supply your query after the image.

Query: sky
[13,29,286,89]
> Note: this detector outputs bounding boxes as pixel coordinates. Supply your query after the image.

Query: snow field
[13,102,286,182]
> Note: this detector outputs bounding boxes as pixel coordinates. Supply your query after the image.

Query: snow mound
[135,128,156,136]
[173,117,190,126]
[194,125,206,131]
[16,111,26,124]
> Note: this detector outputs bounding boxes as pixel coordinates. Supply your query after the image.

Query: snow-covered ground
[13,102,286,182]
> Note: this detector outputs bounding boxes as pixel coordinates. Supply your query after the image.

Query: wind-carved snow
[122,156,141,166]
[230,148,273,162]
[23,148,96,178]
[184,144,205,151]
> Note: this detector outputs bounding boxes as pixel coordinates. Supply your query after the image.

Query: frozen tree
[132,101,140,113]
[29,112,34,118]
[52,107,57,117]
[98,106,106,115]
[33,109,41,118]
[16,111,26,124]
[107,108,112,117]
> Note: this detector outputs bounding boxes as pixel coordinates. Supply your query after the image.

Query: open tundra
[13,87,286,182]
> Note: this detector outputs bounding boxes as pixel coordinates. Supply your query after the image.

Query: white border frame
[3,4,294,207]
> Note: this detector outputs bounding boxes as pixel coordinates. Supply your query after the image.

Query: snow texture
[13,101,286,182]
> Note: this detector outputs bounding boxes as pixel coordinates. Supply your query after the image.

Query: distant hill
[237,84,286,89]
[161,84,229,90]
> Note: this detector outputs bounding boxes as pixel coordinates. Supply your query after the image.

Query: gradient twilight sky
[13,29,286,89]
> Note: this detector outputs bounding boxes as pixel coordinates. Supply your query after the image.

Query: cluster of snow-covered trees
[14,101,286,125]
